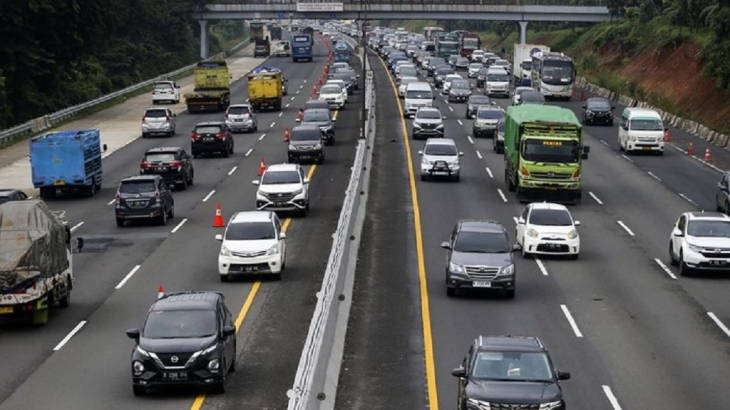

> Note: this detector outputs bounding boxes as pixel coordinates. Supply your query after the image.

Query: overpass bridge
[195,0,612,58]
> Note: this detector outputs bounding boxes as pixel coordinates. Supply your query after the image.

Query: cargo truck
[459,32,481,58]
[30,129,106,199]
[513,44,550,86]
[269,25,283,41]
[183,61,231,113]
[333,41,351,64]
[503,105,589,204]
[247,66,284,111]
[292,33,314,62]
[0,200,81,325]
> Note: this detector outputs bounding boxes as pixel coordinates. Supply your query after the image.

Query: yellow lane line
[376,57,440,408]
[190,163,318,410]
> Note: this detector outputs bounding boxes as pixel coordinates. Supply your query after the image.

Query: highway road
[0,34,364,410]
[336,48,730,410]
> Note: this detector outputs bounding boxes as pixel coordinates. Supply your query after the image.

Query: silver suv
[225,104,258,133]
[441,220,521,298]
[141,108,176,138]
[473,106,504,138]
[418,138,463,182]
[412,107,445,140]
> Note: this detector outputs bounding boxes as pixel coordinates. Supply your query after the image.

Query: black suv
[115,175,174,227]
[288,124,325,164]
[452,335,570,410]
[140,147,194,190]
[126,291,237,396]
[297,108,336,145]
[191,122,234,158]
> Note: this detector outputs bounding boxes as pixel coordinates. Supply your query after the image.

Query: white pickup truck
[273,40,291,57]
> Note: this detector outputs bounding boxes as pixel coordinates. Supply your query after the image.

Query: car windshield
[630,118,664,131]
[437,68,454,76]
[515,88,532,97]
[469,96,491,105]
[144,110,168,118]
[400,78,417,87]
[452,80,470,90]
[456,58,469,65]
[687,220,730,237]
[290,129,321,141]
[401,67,418,76]
[521,93,546,104]
[262,170,301,184]
[529,209,573,226]
[453,231,510,253]
[144,153,176,162]
[143,309,217,339]
[478,68,488,75]
[469,63,483,69]
[522,139,579,163]
[587,100,611,110]
[119,181,155,194]
[228,106,251,115]
[472,351,553,382]
[320,86,341,94]
[226,221,276,240]
[406,90,433,99]
[154,83,172,90]
[425,144,457,156]
[302,111,329,122]
[477,110,504,120]
[196,126,222,134]
[417,110,441,119]
[487,73,510,82]
[495,60,509,66]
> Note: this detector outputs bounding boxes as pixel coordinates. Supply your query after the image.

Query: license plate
[642,146,653,150]
[53,181,65,186]
[0,306,13,314]
[244,266,258,272]
[545,243,561,249]
[234,119,243,122]
[433,171,448,175]
[709,260,728,266]
[162,372,188,381]
[274,201,287,206]
[473,281,492,288]
[155,167,166,171]
[204,137,214,142]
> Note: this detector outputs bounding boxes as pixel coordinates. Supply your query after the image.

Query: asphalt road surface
[336,49,730,410]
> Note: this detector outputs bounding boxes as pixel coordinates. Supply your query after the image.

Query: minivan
[404,82,435,118]
[618,107,665,155]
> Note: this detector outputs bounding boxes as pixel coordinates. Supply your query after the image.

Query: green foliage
[0,0,246,129]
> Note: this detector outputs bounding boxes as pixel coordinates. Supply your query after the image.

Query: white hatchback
[515,202,580,259]
[318,84,347,110]
[216,211,287,281]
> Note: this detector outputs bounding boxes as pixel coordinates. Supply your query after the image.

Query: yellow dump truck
[183,61,231,113]
[247,66,283,112]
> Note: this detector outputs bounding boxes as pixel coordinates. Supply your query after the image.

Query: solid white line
[245,148,253,157]
[602,385,623,410]
[286,103,290,107]
[270,122,276,128]
[617,220,635,236]
[647,171,662,182]
[707,312,730,339]
[171,218,187,234]
[601,139,609,146]
[560,304,584,338]
[497,189,508,203]
[679,193,699,207]
[70,222,84,233]
[588,191,604,205]
[485,167,493,178]
[621,154,633,163]
[468,136,474,144]
[476,150,483,159]
[115,265,141,290]
[107,198,115,206]
[259,134,266,141]
[535,258,549,276]
[202,190,216,202]
[654,258,678,280]
[448,106,454,112]
[278,112,283,117]
[53,321,87,351]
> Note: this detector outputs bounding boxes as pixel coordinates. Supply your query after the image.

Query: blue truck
[333,41,351,64]
[30,130,107,199]
[292,33,313,62]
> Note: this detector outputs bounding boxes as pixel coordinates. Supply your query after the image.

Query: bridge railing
[209,0,607,6]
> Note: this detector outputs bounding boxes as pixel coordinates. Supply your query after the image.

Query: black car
[253,44,268,58]
[434,66,455,88]
[115,175,174,227]
[140,147,194,190]
[452,335,570,410]
[0,189,29,205]
[454,57,470,71]
[126,291,237,396]
[582,97,615,125]
[297,108,336,145]
[476,67,489,88]
[466,95,493,119]
[288,124,325,164]
[448,79,473,103]
[191,122,234,158]
[303,99,330,112]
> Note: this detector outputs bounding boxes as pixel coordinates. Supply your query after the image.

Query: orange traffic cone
[297,109,303,121]
[571,87,576,98]
[580,91,586,101]
[704,147,712,162]
[157,285,165,299]
[212,203,225,228]
[258,158,267,176]
[664,128,671,142]
[687,142,695,156]
[318,77,322,86]
[284,127,290,142]
[312,85,318,95]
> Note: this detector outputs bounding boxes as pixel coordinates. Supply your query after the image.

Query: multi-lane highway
[336,47,730,410]
[0,33,365,410]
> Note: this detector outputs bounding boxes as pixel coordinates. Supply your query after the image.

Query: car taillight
[191,133,201,140]
[171,160,182,169]
[216,132,227,139]
[140,161,152,169]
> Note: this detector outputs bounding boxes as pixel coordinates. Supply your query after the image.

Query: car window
[228,106,251,115]
[143,309,217,339]
[528,209,573,226]
[453,231,510,253]
[290,129,321,141]
[144,153,177,162]
[424,144,457,156]
[629,118,663,131]
[302,111,330,122]
[587,100,611,110]
[451,80,470,89]
[469,96,491,105]
[472,351,552,381]
[417,110,441,120]
[320,85,341,94]
[144,109,168,118]
[154,83,173,90]
[119,181,156,194]
[521,93,546,103]
[225,222,276,240]
[262,171,301,184]
[195,125,223,134]
[687,220,730,237]
[477,110,504,120]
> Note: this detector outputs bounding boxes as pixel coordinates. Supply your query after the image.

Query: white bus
[531,52,575,100]
[423,26,445,41]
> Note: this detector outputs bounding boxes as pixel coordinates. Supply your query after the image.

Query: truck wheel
[87,181,96,197]
[505,170,516,192]
[59,287,71,308]
[179,177,187,190]
[40,187,56,199]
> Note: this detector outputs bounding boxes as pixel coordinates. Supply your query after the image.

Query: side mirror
[215,234,223,241]
[664,127,669,133]
[176,84,180,89]
[76,237,84,251]
[517,217,525,225]
[451,367,467,378]
[222,325,236,337]
[574,221,581,226]
[280,232,287,240]
[102,144,108,152]
[440,241,451,249]
[459,152,464,156]
[512,243,522,252]
[303,178,310,184]
[557,371,571,381]
[673,228,683,237]
[285,78,289,82]
[583,145,590,154]
[295,118,301,123]
[356,74,360,78]
[252,180,260,185]
[229,74,233,79]
[581,153,589,160]
[418,150,423,155]
[126,328,140,341]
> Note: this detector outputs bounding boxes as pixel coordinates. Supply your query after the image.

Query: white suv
[515,202,580,259]
[669,212,730,276]
[418,138,463,182]
[253,163,310,216]
[151,81,180,104]
[216,211,287,281]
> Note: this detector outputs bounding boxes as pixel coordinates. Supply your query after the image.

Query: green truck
[503,105,589,204]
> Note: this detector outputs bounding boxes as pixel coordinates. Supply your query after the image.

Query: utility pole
[359,2,368,139]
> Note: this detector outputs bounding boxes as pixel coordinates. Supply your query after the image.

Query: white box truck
[513,44,550,86]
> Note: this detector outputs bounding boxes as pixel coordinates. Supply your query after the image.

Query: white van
[484,67,511,98]
[618,107,665,154]
[404,82,435,118]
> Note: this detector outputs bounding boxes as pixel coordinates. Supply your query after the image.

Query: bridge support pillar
[199,20,210,59]
[518,21,528,44]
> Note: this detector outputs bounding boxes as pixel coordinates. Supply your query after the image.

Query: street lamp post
[359,3,368,139]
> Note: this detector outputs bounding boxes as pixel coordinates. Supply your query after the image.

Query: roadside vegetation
[0,0,247,130]
[382,0,730,133]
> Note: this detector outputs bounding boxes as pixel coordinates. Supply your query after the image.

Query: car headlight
[567,229,579,239]
[500,264,514,276]
[413,122,423,129]
[291,188,304,196]
[208,358,220,373]
[686,242,703,253]
[421,157,432,165]
[266,244,280,255]
[585,110,594,115]
[220,245,231,256]
[142,124,149,129]
[133,361,145,374]
[527,228,539,238]
[539,401,563,410]
[449,261,464,274]
[314,142,323,149]
[449,160,459,166]
[136,346,150,357]
[436,124,444,129]
[629,136,636,141]
[288,144,297,151]
[466,398,490,410]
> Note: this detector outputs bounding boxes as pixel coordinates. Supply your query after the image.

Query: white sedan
[515,202,580,259]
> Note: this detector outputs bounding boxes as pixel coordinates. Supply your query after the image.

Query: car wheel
[132,385,146,396]
[421,174,427,181]
[142,133,148,139]
[188,170,194,185]
[167,204,174,219]
[179,177,188,190]
[446,287,456,297]
[505,289,516,299]
[58,280,71,308]
[570,253,579,260]
[212,372,226,394]
[521,244,530,259]
[116,218,125,227]
[229,344,236,373]
[452,175,460,183]
[679,252,693,277]
[159,209,168,225]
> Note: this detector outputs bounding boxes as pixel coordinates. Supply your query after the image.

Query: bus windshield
[522,139,579,163]
[540,61,574,85]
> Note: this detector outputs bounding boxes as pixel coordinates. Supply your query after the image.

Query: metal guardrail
[212,0,607,5]
[0,39,252,145]
[286,52,375,410]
